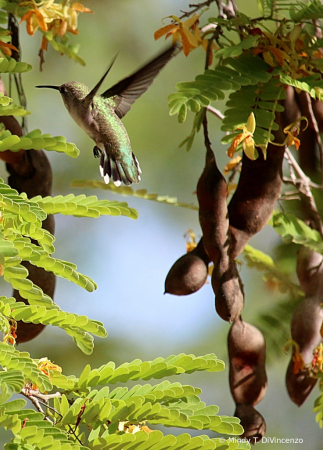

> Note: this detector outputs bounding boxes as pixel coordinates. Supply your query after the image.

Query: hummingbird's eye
[60,86,66,94]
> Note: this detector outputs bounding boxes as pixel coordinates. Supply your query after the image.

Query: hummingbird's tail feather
[99,150,141,186]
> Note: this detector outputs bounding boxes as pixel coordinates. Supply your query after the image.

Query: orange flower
[292,350,305,374]
[155,14,200,56]
[20,7,48,36]
[224,155,242,175]
[2,318,17,345]
[283,122,301,150]
[0,40,19,57]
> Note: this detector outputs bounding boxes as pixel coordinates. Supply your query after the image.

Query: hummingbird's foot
[93,146,102,158]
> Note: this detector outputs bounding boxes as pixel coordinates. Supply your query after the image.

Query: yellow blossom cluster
[19,0,92,51]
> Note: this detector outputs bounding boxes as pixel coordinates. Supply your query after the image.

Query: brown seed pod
[197,117,244,320]
[285,296,323,406]
[212,255,244,322]
[296,90,323,133]
[234,403,266,444]
[296,247,323,296]
[285,358,317,407]
[196,144,229,263]
[285,248,323,406]
[228,319,267,406]
[282,85,301,127]
[228,144,285,258]
[164,238,209,296]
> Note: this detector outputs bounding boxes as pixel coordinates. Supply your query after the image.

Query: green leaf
[0,57,32,74]
[216,36,259,58]
[75,354,224,389]
[31,193,139,220]
[272,211,323,253]
[243,244,303,298]
[0,129,80,158]
[0,343,52,393]
[70,180,198,211]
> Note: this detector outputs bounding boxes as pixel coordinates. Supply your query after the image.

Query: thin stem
[303,92,323,186]
[284,148,323,237]
[206,105,224,120]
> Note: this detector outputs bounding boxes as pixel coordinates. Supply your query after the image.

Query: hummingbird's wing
[101,44,180,119]
[82,54,118,109]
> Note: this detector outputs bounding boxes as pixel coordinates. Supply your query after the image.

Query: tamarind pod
[296,247,323,297]
[197,146,229,263]
[234,403,266,444]
[164,238,209,296]
[212,255,244,322]
[293,91,323,176]
[298,126,318,176]
[285,247,323,405]
[281,85,301,128]
[285,359,317,407]
[228,319,267,405]
[285,294,323,406]
[296,90,323,133]
[310,98,323,132]
[228,144,285,259]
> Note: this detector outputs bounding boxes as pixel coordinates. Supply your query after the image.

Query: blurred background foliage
[0,0,321,448]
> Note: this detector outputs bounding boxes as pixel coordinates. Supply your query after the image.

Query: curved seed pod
[212,255,244,322]
[228,319,267,406]
[234,403,266,444]
[285,296,323,405]
[296,247,323,296]
[282,85,301,127]
[286,248,323,406]
[228,143,285,259]
[296,90,323,133]
[196,143,229,263]
[293,91,322,175]
[285,358,318,407]
[197,118,244,320]
[164,238,209,296]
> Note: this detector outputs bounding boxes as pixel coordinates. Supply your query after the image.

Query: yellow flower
[20,1,92,37]
[184,229,197,253]
[312,343,323,373]
[227,113,256,159]
[224,155,242,175]
[20,4,48,36]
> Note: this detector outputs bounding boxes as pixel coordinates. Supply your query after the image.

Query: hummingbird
[36,44,180,186]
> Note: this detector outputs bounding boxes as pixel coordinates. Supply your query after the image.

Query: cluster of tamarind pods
[165,97,323,442]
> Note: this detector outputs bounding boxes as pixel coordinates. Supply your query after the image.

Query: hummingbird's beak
[35,85,61,91]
